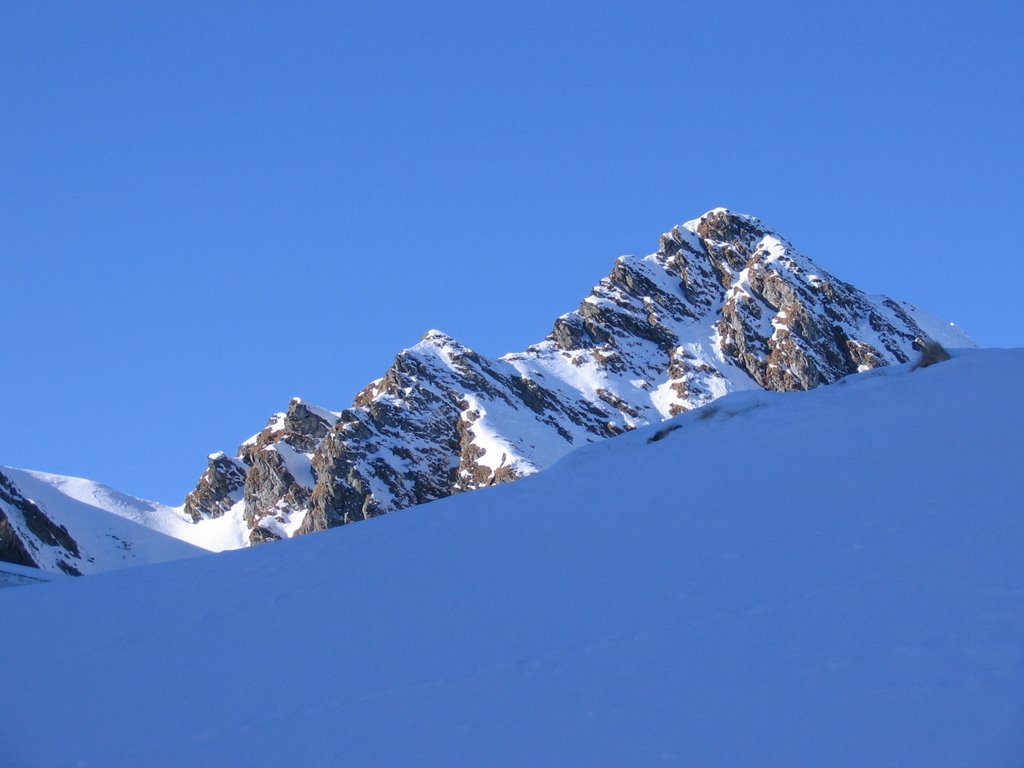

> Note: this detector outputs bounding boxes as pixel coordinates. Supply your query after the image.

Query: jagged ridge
[185,209,967,544]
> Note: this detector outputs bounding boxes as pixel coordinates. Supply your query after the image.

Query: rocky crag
[185,209,968,544]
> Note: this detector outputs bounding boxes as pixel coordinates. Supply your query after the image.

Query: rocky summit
[181,209,969,546]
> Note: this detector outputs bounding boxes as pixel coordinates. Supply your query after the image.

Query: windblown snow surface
[0,349,1021,767]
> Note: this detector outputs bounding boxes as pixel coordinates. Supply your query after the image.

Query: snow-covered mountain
[0,466,204,575]
[184,208,974,545]
[0,208,975,572]
[0,348,1019,767]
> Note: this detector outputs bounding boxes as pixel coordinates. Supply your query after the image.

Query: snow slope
[0,349,1020,767]
[7,467,247,555]
[0,467,206,574]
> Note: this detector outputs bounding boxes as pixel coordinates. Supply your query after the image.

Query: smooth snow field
[0,349,1021,767]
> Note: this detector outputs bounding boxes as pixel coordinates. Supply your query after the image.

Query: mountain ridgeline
[184,209,962,545]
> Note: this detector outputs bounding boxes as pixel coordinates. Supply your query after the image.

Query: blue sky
[2,0,1022,503]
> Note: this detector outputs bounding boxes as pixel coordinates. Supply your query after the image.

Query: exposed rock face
[0,469,82,575]
[690,209,925,390]
[183,452,248,523]
[184,398,339,540]
[185,209,956,544]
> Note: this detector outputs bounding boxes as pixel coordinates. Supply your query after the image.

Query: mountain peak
[683,206,762,229]
[167,211,971,546]
[420,328,453,342]
[1,210,980,573]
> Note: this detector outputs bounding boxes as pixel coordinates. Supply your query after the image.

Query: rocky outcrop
[184,209,956,544]
[185,398,340,539]
[183,452,248,522]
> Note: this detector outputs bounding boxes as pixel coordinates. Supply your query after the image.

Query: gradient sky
[2,0,1022,503]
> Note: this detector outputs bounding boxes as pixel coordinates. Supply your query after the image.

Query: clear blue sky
[2,1,1022,503]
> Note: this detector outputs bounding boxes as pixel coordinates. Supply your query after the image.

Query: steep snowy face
[185,209,967,544]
